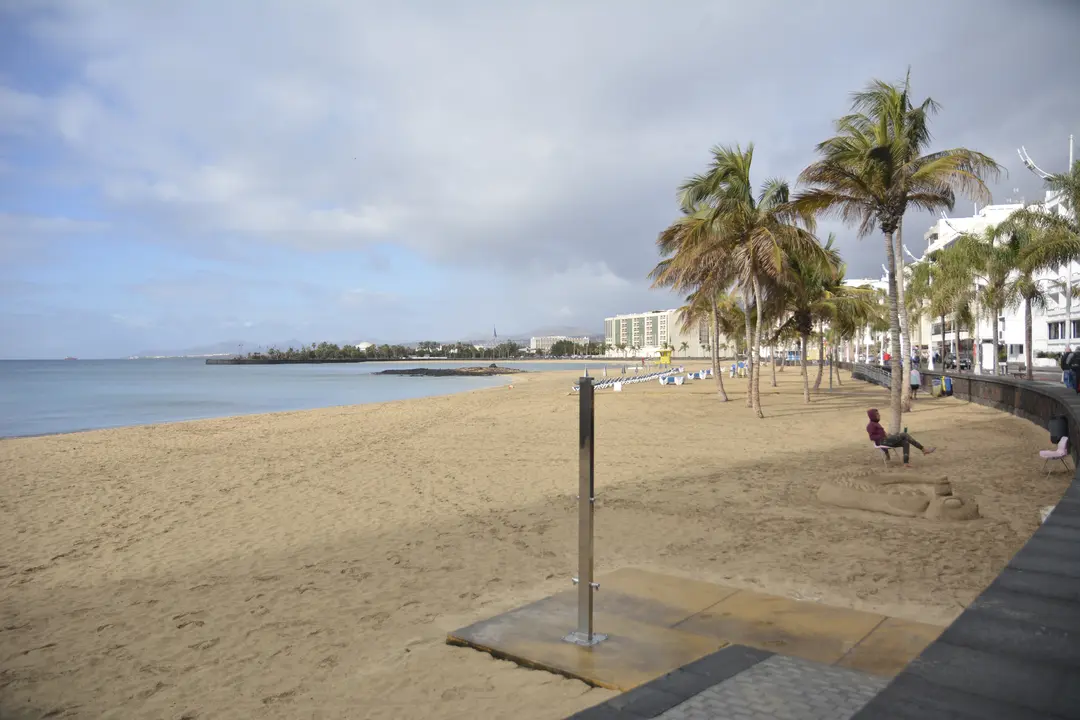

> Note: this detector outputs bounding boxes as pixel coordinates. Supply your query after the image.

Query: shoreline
[1,362,693,440]
[0,369,556,441]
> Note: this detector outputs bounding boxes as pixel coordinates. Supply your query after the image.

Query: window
[1049,321,1066,340]
[999,317,1005,332]
[1072,320,1080,339]
[1009,344,1024,356]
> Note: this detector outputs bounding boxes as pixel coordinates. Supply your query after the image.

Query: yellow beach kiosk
[656,348,673,366]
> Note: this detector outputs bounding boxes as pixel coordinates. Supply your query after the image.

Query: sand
[0,368,1068,720]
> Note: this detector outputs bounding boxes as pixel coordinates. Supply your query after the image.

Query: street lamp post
[1018,137,1075,352]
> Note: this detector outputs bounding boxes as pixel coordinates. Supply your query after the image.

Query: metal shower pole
[565,377,606,646]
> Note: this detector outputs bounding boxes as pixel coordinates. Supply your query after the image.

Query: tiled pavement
[654,656,887,720]
[567,645,886,719]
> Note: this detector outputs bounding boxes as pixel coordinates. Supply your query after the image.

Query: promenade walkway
[567,645,887,719]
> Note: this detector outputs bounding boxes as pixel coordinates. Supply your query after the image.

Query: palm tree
[947,225,1025,375]
[999,214,1080,379]
[795,73,1000,433]
[681,144,821,418]
[676,287,745,401]
[679,341,690,357]
[776,234,879,402]
[1011,158,1080,239]
[651,206,737,400]
[908,245,974,368]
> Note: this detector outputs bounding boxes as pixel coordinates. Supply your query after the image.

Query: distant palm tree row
[651,69,1080,430]
[246,340,527,362]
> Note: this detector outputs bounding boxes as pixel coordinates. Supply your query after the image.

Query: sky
[1,0,1078,358]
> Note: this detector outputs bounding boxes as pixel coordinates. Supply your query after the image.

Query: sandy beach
[0,368,1068,720]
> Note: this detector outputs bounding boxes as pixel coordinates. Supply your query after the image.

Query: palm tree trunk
[940,313,947,370]
[1025,297,1034,381]
[894,224,912,413]
[992,312,1000,376]
[742,288,754,408]
[710,301,728,401]
[883,230,903,434]
[972,296,982,375]
[751,274,764,418]
[813,320,825,390]
[800,332,810,403]
[834,348,843,385]
[771,345,778,387]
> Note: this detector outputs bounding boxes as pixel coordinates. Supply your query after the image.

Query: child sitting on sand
[865,408,936,467]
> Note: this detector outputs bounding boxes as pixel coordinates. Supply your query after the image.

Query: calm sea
[0,359,616,438]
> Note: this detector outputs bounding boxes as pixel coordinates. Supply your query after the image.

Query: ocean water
[0,359,618,438]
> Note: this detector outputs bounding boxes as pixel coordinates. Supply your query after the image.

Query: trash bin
[942,377,953,396]
[931,378,942,397]
[1050,415,1069,444]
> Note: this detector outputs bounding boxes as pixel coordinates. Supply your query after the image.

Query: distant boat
[64,357,78,361]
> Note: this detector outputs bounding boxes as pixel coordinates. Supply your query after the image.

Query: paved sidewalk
[566,645,887,720]
[654,655,887,720]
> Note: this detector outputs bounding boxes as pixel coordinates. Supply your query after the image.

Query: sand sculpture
[817,470,979,520]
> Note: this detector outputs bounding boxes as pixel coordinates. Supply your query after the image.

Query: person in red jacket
[866,408,936,466]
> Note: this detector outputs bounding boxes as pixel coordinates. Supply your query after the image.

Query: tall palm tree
[839,75,931,407]
[795,73,1000,433]
[681,144,821,418]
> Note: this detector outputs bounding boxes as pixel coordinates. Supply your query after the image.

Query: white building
[603,309,712,358]
[841,278,889,361]
[528,335,590,352]
[911,185,1074,366]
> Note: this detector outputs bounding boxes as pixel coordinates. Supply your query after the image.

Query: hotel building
[603,309,713,358]
[528,335,590,352]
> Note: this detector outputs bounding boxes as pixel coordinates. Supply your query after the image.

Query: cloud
[0,213,108,235]
[1,0,1078,355]
[0,213,109,264]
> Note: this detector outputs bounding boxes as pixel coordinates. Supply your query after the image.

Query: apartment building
[913,187,1074,366]
[603,309,712,358]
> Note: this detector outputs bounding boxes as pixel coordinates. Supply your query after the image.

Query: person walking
[909,367,921,400]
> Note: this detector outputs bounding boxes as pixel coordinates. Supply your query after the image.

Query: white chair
[1039,437,1071,479]
[872,444,893,467]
